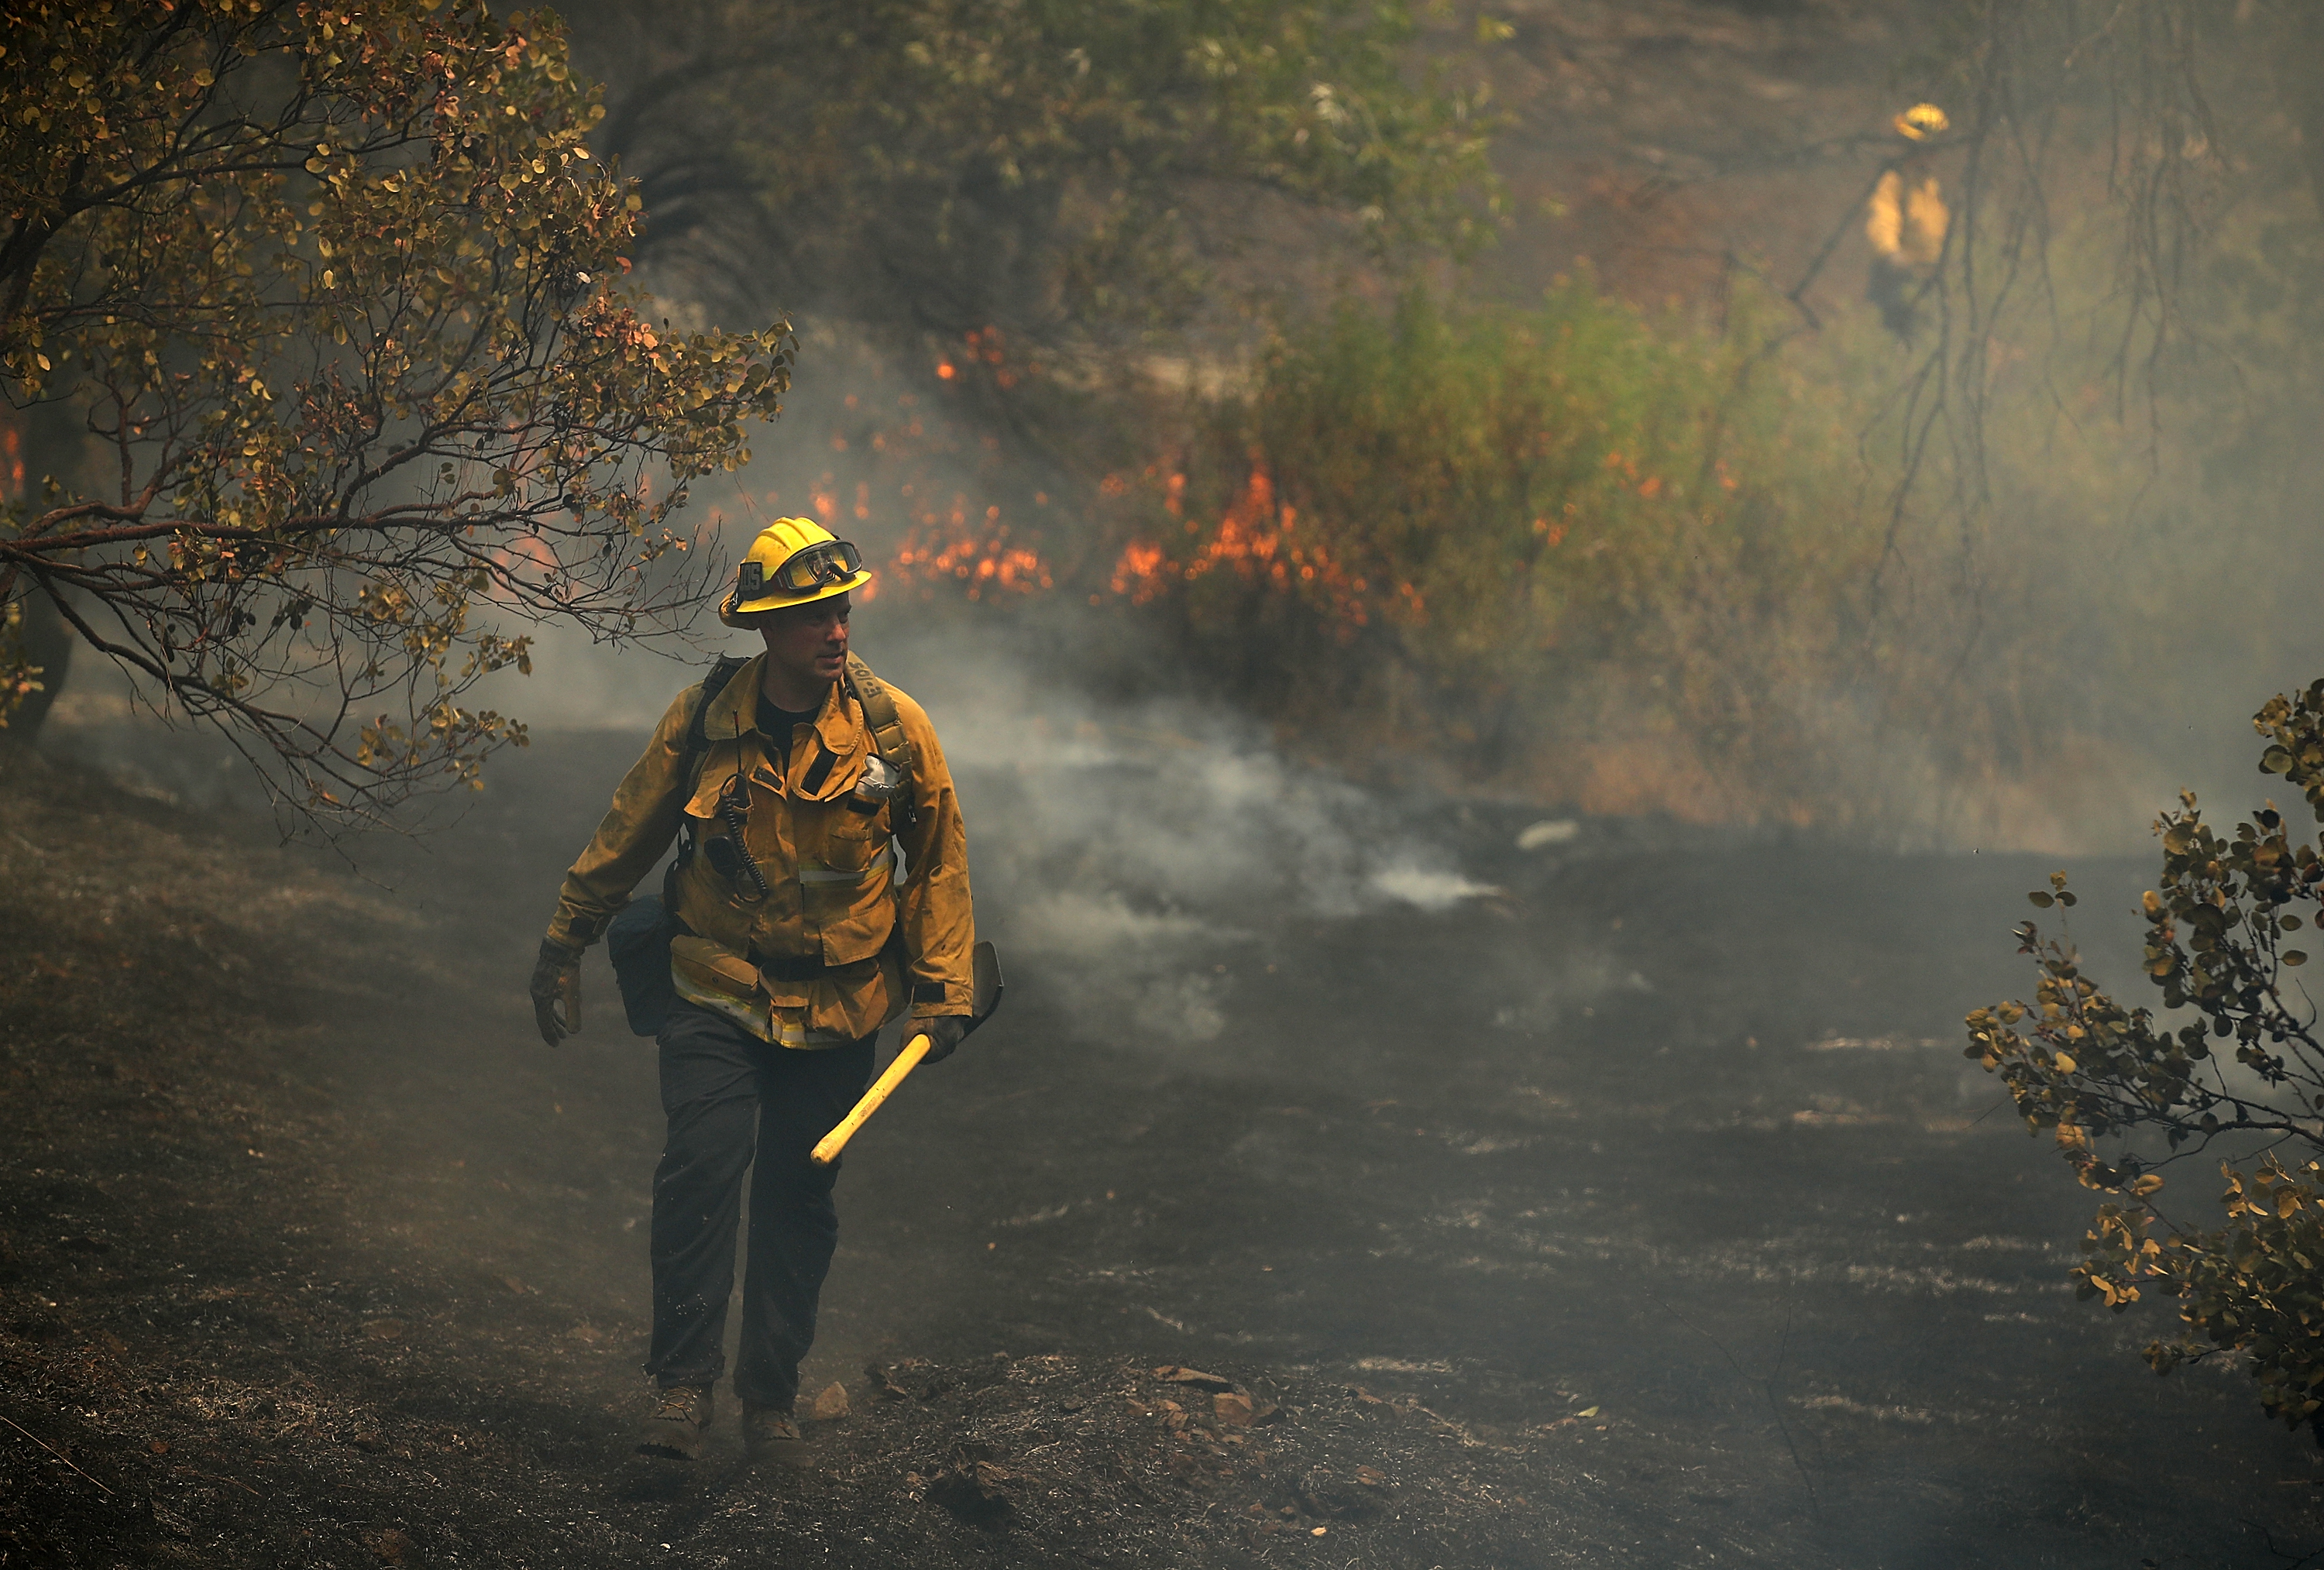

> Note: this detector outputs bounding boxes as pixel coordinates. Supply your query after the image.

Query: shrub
[1099,283,1878,815]
[1967,681,2324,1435]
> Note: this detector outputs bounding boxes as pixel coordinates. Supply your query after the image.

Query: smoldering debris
[0,733,1720,1567]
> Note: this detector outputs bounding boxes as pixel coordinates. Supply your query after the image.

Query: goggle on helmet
[720,518,873,624]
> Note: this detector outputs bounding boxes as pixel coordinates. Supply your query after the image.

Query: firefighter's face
[758,594,851,687]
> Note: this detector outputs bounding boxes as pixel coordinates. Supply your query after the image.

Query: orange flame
[1106,466,1421,636]
[891,494,1054,600]
[1112,541,1167,603]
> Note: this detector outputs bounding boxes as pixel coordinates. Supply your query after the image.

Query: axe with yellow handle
[811,940,1002,1167]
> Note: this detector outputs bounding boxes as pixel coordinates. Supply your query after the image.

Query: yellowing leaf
[0,0,789,830]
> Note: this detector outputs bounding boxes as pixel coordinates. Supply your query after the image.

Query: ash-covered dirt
[0,752,1698,1569]
[5,723,2322,1569]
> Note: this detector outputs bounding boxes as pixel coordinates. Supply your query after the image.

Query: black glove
[907,1015,968,1063]
[530,938,583,1046]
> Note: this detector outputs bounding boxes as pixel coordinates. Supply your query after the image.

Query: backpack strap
[843,651,918,835]
[682,654,753,768]
[665,654,752,908]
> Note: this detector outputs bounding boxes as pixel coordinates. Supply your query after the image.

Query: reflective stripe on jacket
[543,654,974,1044]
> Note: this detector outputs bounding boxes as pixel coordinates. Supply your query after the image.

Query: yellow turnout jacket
[544,653,974,1046]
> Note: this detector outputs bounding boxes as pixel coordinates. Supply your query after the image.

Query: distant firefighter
[1866,103,1951,340]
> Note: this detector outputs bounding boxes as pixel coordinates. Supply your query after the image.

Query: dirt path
[6,732,2322,1568]
[0,753,1708,1569]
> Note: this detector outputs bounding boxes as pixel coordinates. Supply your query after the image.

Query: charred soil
[9,727,2324,1569]
[0,755,1659,1569]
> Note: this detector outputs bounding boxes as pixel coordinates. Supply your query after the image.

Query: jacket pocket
[671,935,761,1000]
[683,736,754,816]
[816,890,896,967]
[802,802,885,871]
[815,797,881,843]
[670,853,754,950]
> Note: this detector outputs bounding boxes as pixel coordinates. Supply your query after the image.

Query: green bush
[839,190,2324,842]
[1100,283,1879,814]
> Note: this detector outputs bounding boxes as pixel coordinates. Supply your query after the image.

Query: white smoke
[867,620,1499,1042]
[464,593,1500,1044]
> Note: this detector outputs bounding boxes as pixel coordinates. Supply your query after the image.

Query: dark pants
[644,1001,875,1410]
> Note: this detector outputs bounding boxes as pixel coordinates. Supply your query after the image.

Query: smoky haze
[39,394,2324,1566]
[27,2,2324,1565]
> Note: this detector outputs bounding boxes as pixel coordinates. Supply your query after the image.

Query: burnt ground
[5,727,2324,1570]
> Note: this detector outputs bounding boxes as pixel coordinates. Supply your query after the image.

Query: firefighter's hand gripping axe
[810,940,1002,1166]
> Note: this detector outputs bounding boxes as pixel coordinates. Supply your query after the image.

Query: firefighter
[1866,102,1952,339]
[528,517,975,1469]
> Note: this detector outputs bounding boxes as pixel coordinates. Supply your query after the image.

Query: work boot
[636,1384,715,1461]
[741,1403,811,1469]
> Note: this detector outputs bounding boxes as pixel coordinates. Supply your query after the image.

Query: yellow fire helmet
[1893,102,1949,141]
[719,517,874,625]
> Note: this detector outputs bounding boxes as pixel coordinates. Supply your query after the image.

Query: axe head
[962,940,1004,1041]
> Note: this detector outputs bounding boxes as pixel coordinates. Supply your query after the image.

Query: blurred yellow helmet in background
[1893,103,1949,141]
[719,517,873,625]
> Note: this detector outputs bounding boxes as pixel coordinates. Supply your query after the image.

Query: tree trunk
[2,590,74,748]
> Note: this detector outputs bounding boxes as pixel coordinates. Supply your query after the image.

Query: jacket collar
[698,654,869,797]
[697,652,762,740]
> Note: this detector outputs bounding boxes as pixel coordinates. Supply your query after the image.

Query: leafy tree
[0,0,791,823]
[1968,682,2324,1438]
[559,0,1501,359]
